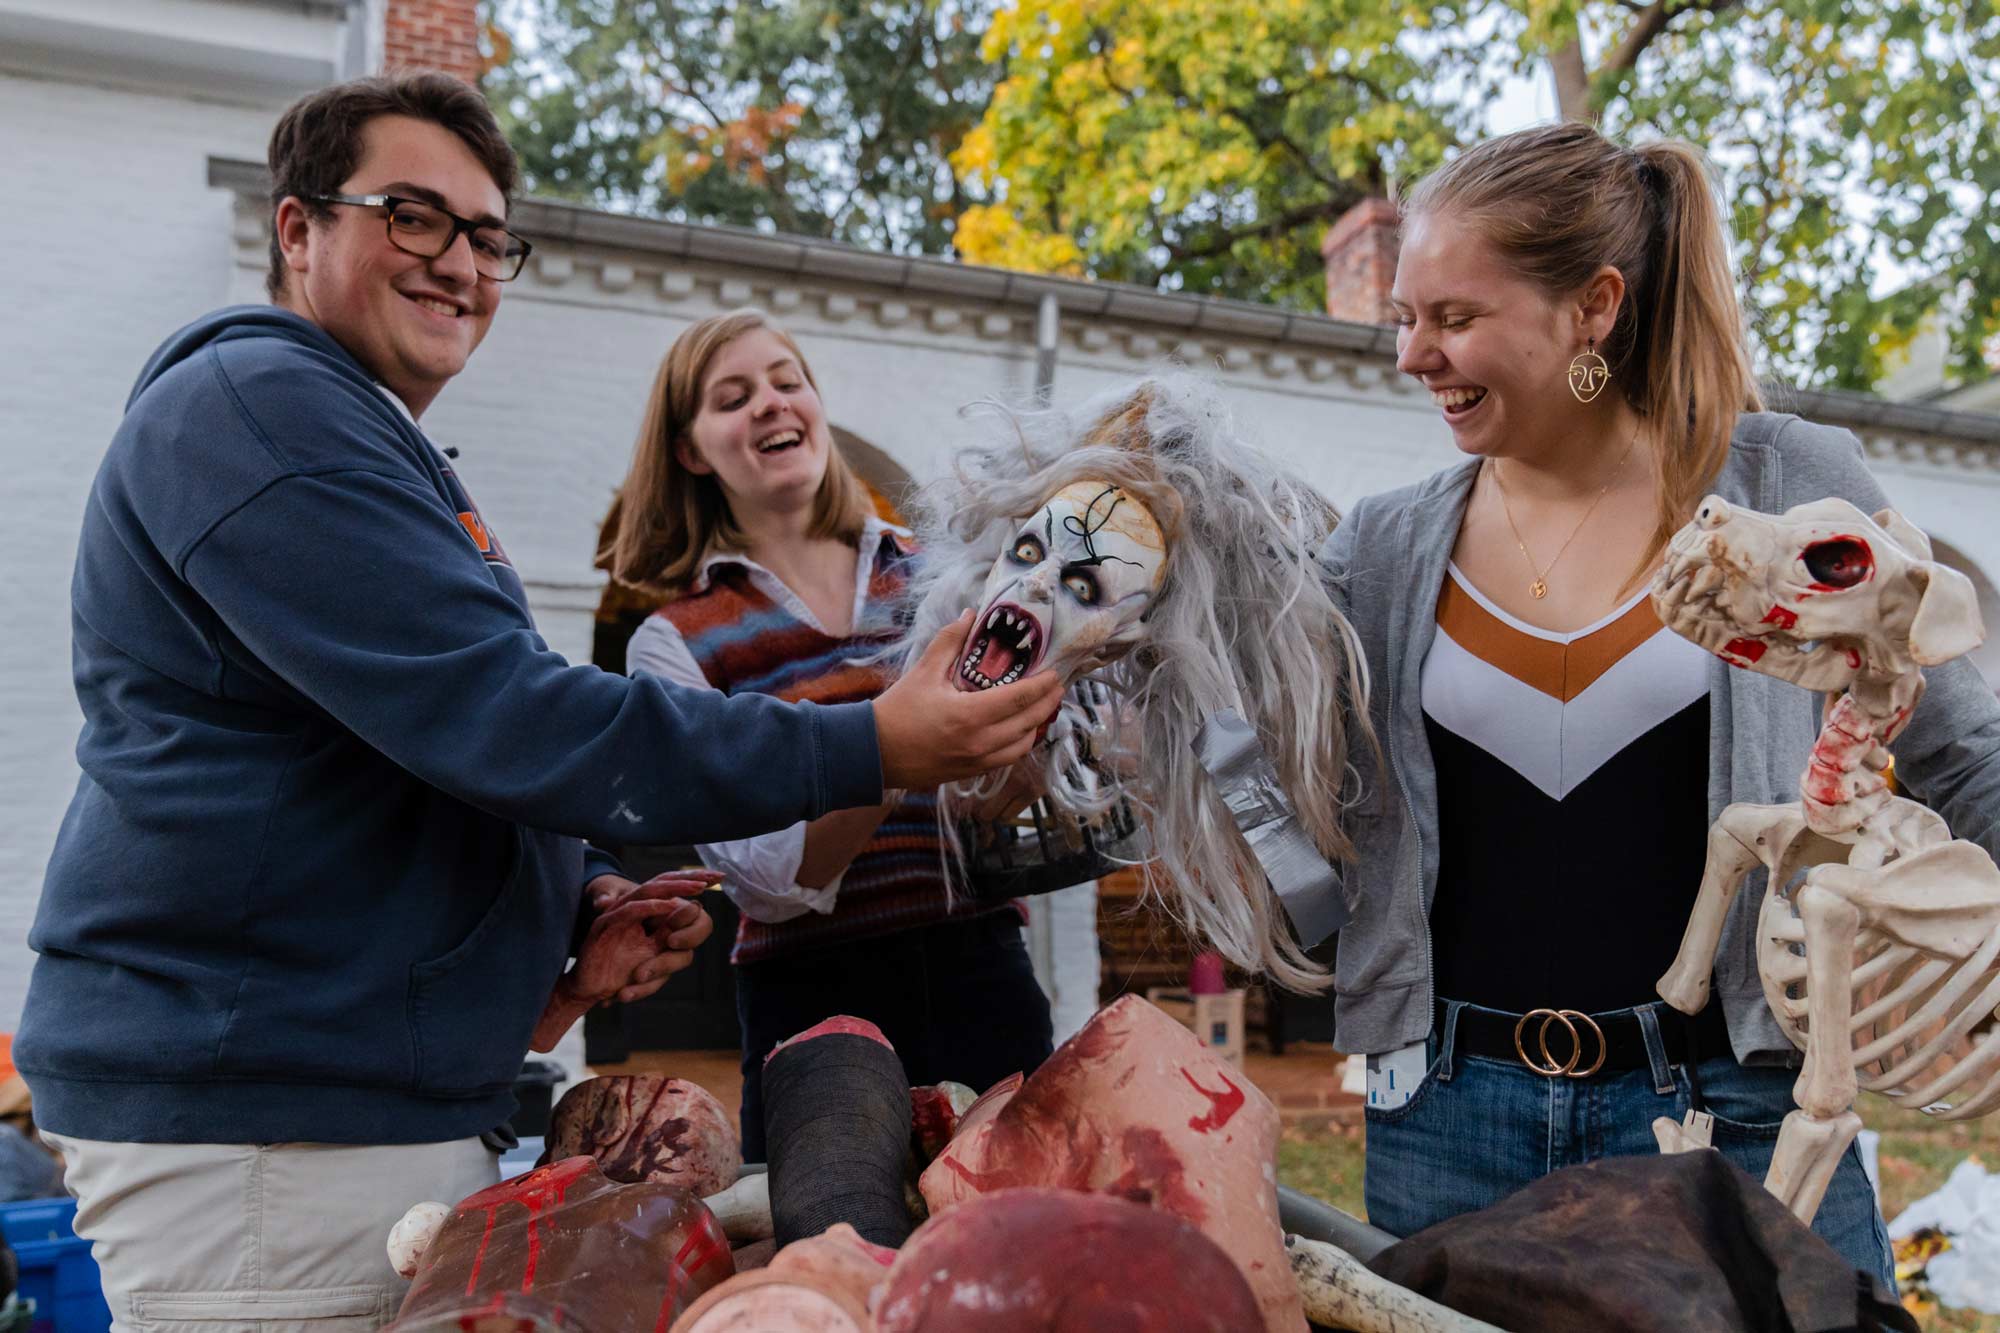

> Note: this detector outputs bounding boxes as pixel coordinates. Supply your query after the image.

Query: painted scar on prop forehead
[1045,482,1168,586]
[955,481,1167,691]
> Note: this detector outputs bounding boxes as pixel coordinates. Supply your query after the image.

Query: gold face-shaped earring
[1568,338,1609,403]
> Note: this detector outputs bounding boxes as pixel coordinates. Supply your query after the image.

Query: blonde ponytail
[1629,141,1762,563]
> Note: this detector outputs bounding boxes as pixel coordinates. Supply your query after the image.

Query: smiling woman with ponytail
[1318,122,2000,1291]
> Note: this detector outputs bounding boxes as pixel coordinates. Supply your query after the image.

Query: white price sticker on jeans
[1365,1040,1429,1111]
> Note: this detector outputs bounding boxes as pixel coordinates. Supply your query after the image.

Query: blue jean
[1364,1000,1894,1290]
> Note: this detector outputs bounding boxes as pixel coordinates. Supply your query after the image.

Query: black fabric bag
[1368,1151,1916,1333]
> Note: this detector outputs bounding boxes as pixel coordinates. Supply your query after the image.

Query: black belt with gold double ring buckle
[1512,1007,1607,1078]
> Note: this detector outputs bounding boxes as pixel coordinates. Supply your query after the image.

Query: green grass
[1277,1119,1367,1221]
[1861,1092,2000,1332]
[1272,1093,2000,1330]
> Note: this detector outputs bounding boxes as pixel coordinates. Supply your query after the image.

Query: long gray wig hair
[892,374,1372,992]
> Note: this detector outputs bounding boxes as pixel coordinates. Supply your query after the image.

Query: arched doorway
[834,427,916,525]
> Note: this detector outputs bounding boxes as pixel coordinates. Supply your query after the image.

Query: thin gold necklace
[1488,435,1637,600]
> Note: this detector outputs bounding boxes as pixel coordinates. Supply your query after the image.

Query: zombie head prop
[894,376,1370,991]
[1653,495,1983,691]
[956,477,1169,690]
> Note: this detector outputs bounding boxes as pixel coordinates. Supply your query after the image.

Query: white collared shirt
[624,516,908,923]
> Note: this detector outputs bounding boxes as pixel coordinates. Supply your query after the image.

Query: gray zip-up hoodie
[1317,411,2000,1064]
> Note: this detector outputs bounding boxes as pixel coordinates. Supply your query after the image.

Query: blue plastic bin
[1,1196,111,1333]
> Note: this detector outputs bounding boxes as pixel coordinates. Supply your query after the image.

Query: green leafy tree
[963,0,2000,389]
[952,0,1486,307]
[483,0,996,254]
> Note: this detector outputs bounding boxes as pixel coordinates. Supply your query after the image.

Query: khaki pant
[45,1134,498,1333]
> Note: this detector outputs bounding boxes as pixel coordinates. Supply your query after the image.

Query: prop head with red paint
[1653,494,1984,689]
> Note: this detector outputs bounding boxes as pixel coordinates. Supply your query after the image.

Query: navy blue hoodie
[18,307,882,1145]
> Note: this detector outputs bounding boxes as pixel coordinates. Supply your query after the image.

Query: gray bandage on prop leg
[762,1019,914,1249]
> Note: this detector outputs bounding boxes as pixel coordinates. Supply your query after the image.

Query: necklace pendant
[1530,579,1548,600]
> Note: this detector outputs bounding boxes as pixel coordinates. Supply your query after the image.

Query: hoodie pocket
[406,831,536,1095]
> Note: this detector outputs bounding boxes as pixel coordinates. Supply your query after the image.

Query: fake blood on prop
[386,1156,731,1331]
[1182,1067,1246,1134]
[917,994,1306,1333]
[537,1075,739,1199]
[876,1188,1262,1333]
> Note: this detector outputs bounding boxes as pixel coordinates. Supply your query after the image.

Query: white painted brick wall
[0,70,278,1031]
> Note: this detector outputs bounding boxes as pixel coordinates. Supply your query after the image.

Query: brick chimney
[383,0,482,84]
[1320,197,1399,326]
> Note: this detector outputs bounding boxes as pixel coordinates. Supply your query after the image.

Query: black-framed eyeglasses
[311,193,533,281]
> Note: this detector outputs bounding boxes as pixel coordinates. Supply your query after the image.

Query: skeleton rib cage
[1765,864,2000,1121]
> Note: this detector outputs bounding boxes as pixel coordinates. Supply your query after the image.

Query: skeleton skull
[955,481,1167,691]
[1653,495,1984,691]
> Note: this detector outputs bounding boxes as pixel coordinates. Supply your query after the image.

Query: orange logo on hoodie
[456,510,510,565]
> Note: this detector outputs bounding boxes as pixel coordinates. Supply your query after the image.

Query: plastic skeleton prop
[894,376,1370,991]
[1652,494,1998,1224]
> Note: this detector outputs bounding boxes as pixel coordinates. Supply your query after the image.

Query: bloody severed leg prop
[763,1018,915,1249]
[919,994,1307,1332]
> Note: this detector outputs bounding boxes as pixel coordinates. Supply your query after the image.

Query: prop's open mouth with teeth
[956,602,1042,690]
[757,430,803,454]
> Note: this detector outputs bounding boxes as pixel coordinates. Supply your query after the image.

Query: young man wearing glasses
[16,71,1061,1328]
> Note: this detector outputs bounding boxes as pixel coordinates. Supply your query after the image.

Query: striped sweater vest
[654,541,1016,963]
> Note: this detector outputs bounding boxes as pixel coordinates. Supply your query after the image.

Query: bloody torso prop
[388,1156,732,1331]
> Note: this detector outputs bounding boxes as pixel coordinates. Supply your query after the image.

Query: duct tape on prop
[1192,708,1348,947]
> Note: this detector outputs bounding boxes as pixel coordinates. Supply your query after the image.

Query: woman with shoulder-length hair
[1321,121,2000,1284]
[599,309,1054,1160]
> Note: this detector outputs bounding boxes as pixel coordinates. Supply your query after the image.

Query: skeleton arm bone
[1764,879,1865,1224]
[1286,1235,1502,1333]
[1658,804,1799,1014]
[1792,881,1865,1120]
